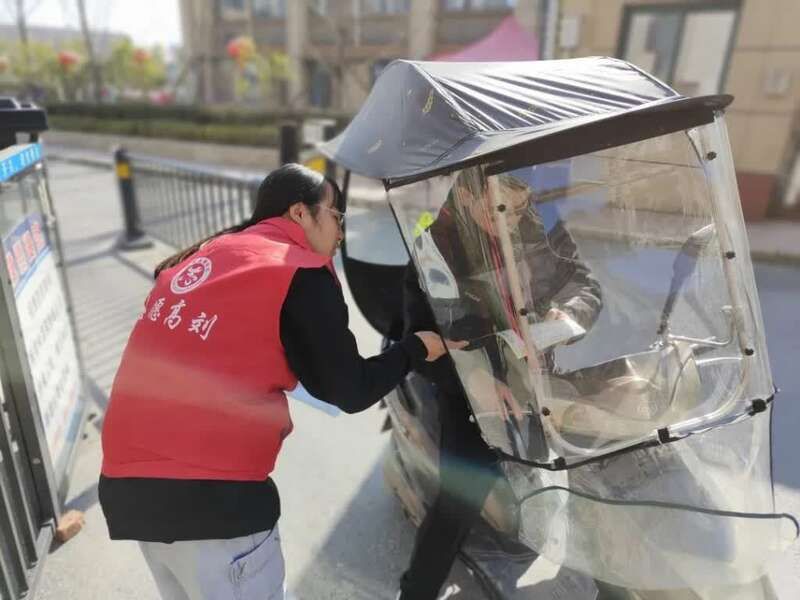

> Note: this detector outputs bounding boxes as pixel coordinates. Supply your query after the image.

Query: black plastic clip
[553,457,567,470]
[657,427,672,444]
[749,399,768,415]
[725,251,736,259]
[706,151,717,160]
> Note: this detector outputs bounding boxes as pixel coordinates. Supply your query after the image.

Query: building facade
[180,0,800,218]
[179,0,540,111]
[554,0,800,218]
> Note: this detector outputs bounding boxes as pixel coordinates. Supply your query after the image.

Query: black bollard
[279,123,299,165]
[114,146,152,250]
[323,123,337,181]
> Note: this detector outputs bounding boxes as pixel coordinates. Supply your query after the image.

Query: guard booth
[0,99,87,598]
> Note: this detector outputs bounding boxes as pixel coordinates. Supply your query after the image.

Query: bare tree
[75,0,103,103]
[12,0,29,44]
[1,0,43,44]
[304,3,405,111]
[3,0,43,91]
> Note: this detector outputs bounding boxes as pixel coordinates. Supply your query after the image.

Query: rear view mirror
[658,224,717,335]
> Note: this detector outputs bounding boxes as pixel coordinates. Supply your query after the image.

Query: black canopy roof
[320,57,732,188]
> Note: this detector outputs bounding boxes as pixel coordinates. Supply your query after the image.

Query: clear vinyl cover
[388,117,797,589]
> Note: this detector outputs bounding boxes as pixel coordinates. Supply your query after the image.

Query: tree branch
[305,7,408,103]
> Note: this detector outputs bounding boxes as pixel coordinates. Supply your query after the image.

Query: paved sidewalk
[34,155,800,600]
[35,160,485,600]
[36,162,169,600]
[746,220,800,263]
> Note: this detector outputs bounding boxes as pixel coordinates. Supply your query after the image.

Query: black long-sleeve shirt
[99,267,426,542]
[282,268,424,413]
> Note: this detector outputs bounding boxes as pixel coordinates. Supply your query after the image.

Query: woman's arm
[547,221,603,330]
[281,267,428,413]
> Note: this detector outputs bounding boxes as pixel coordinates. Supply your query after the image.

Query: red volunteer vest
[101,218,333,481]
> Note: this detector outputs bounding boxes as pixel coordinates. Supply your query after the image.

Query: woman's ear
[286,202,305,223]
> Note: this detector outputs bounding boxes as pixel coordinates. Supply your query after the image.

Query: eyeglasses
[319,205,345,227]
[504,196,531,217]
[509,199,529,213]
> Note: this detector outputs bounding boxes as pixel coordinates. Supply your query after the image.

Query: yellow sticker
[303,155,327,175]
[115,162,131,179]
[422,90,434,114]
[413,211,435,238]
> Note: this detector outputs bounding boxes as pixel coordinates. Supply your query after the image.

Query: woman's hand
[545,307,571,321]
[414,332,467,362]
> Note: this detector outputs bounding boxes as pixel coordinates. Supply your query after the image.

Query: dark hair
[451,169,531,205]
[154,163,344,278]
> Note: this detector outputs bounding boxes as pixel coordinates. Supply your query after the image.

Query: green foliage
[9,40,59,83]
[48,115,280,147]
[0,37,168,101]
[104,39,167,96]
[0,38,93,101]
[45,101,352,130]
[234,50,291,102]
[43,45,350,146]
[55,39,93,102]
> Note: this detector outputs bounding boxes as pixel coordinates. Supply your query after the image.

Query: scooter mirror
[658,224,717,335]
[674,223,717,278]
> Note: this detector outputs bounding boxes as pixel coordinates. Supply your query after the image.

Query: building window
[253,0,285,18]
[443,0,516,11]
[219,0,245,12]
[361,0,411,15]
[310,0,329,15]
[276,79,289,107]
[618,3,739,96]
[307,61,333,108]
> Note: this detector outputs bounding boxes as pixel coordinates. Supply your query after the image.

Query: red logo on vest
[170,257,212,294]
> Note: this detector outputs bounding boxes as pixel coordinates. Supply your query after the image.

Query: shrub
[44,102,352,131]
[48,115,279,147]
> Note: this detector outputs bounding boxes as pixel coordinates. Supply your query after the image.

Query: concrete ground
[34,160,485,600]
[33,156,800,600]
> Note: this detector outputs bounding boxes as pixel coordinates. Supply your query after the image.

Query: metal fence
[129,154,261,250]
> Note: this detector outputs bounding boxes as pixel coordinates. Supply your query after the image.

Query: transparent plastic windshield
[390,120,773,467]
[389,116,795,589]
[505,410,797,590]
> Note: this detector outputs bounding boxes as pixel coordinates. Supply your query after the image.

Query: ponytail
[153,163,343,279]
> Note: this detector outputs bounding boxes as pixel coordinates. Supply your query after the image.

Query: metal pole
[15,0,30,97]
[113,147,152,250]
[279,123,299,165]
[323,123,337,181]
[249,178,261,213]
[540,0,560,60]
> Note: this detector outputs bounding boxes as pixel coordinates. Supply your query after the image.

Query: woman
[99,164,448,600]
[398,169,602,600]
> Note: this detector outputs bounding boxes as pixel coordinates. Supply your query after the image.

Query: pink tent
[431,15,539,62]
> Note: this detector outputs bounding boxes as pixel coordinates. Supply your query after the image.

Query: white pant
[139,526,285,600]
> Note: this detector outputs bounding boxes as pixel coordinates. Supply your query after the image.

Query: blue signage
[0,143,43,183]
